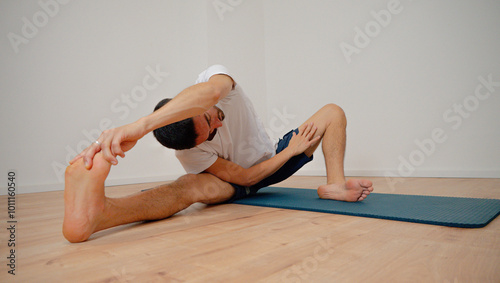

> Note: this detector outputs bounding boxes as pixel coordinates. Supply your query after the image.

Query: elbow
[205,84,222,107]
[211,86,223,104]
[194,83,222,110]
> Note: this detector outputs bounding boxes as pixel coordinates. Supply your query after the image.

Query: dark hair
[152,98,198,150]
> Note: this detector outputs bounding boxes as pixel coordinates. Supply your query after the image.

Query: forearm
[140,82,221,133]
[206,123,318,187]
[241,126,317,186]
[242,148,294,186]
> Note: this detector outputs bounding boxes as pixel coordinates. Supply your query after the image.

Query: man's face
[193,106,225,145]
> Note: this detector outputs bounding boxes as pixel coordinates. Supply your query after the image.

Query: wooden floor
[1,176,499,282]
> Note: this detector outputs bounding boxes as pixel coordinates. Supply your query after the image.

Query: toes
[360,179,373,188]
[357,190,371,202]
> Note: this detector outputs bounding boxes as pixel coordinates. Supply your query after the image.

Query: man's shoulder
[175,145,216,159]
[196,65,231,84]
[175,145,219,174]
[175,147,201,157]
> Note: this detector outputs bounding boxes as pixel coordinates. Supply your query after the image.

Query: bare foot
[62,153,111,243]
[317,179,374,202]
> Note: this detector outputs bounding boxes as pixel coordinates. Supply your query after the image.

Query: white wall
[0,1,209,193]
[1,0,499,194]
[262,0,500,178]
[207,0,268,121]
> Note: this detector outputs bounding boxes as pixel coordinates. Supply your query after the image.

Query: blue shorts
[226,128,313,203]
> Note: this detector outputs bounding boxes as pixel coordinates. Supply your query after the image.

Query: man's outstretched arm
[70,74,234,169]
[141,74,233,135]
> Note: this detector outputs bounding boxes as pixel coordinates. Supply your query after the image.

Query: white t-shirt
[175,65,276,174]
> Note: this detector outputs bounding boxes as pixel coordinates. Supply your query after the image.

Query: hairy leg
[63,153,234,243]
[298,104,374,202]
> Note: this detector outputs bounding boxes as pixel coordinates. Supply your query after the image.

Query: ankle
[327,177,346,185]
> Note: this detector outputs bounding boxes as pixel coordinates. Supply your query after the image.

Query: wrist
[136,117,152,136]
[280,147,295,159]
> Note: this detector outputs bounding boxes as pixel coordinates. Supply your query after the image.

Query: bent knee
[323,103,345,116]
[174,173,234,204]
[175,174,200,187]
[174,174,222,193]
[323,103,346,124]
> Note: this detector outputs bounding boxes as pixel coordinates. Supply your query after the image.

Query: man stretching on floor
[63,65,374,243]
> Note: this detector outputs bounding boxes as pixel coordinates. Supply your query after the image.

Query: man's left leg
[63,152,235,242]
[298,104,373,202]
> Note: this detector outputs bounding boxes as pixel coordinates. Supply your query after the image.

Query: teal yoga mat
[233,187,500,228]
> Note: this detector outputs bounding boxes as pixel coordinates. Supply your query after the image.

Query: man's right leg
[63,152,235,243]
[297,104,373,202]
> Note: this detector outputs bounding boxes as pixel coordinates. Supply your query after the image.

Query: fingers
[83,142,101,169]
[299,123,318,142]
[112,141,125,159]
[309,135,321,145]
[300,123,313,136]
[69,153,83,165]
[308,124,318,139]
[69,126,133,169]
[69,141,99,169]
[286,123,321,156]
[95,129,120,165]
[69,136,113,170]
[101,140,118,165]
